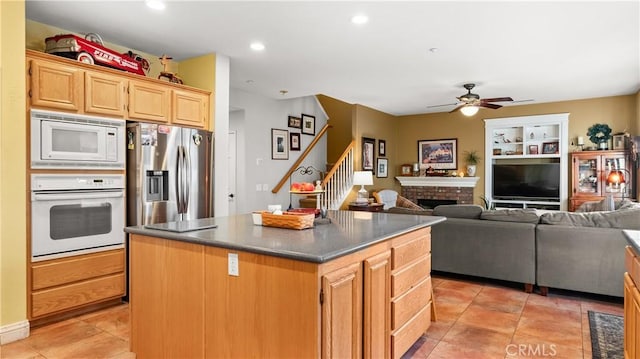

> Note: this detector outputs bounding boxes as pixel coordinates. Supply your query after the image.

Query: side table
[348,203,384,212]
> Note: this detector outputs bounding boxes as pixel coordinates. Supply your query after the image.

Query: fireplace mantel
[395,176,480,188]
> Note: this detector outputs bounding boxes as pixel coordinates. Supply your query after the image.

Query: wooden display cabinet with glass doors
[570,150,633,211]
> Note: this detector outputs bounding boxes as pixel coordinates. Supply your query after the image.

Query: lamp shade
[353,171,373,186]
[606,170,625,185]
[460,105,479,117]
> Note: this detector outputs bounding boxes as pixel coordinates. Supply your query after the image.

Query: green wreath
[587,123,612,144]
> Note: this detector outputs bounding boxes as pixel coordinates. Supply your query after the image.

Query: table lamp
[353,171,373,203]
[606,169,627,194]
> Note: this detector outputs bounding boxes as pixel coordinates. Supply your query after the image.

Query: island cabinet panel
[203,246,319,359]
[172,89,209,128]
[29,58,83,111]
[129,235,205,359]
[84,71,127,117]
[322,262,363,359]
[363,250,391,359]
[128,81,171,123]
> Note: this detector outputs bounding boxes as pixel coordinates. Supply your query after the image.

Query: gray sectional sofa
[390,201,640,297]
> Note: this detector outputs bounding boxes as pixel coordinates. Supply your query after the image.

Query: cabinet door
[85,71,127,117]
[172,89,209,128]
[364,250,391,359]
[572,154,601,196]
[29,59,83,111]
[624,274,637,359]
[321,262,362,359]
[128,80,171,122]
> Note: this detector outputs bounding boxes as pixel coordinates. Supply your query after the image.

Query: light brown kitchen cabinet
[29,249,125,320]
[84,71,127,117]
[127,80,171,123]
[29,58,83,112]
[27,49,212,129]
[321,262,363,359]
[172,89,210,128]
[129,227,433,359]
[570,150,632,211]
[624,246,640,359]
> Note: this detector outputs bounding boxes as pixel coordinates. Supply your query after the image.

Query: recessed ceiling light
[351,14,368,25]
[250,42,265,51]
[429,48,439,53]
[145,0,165,10]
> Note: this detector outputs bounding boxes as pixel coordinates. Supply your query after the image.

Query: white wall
[230,89,327,214]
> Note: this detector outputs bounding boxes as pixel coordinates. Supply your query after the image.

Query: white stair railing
[319,140,355,210]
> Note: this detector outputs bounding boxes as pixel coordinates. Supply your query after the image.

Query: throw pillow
[432,204,483,219]
[395,196,423,211]
[480,209,540,224]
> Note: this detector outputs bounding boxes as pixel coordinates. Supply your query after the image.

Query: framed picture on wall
[290,132,301,151]
[378,139,386,156]
[362,137,375,173]
[287,115,302,129]
[301,114,315,135]
[377,158,388,178]
[417,138,457,170]
[271,129,289,160]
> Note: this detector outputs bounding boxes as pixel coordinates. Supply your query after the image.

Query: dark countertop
[124,210,446,263]
[623,230,640,254]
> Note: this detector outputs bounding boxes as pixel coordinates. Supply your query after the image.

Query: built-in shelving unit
[484,114,569,211]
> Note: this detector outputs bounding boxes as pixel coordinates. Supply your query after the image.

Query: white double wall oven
[30,109,126,262]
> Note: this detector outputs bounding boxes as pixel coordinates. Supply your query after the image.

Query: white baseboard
[0,320,30,344]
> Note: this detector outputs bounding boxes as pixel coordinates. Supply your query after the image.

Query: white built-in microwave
[31,109,125,169]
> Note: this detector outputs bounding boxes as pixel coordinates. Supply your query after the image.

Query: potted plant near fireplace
[464,150,480,177]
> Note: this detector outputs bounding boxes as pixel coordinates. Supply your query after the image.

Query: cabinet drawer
[31,273,124,317]
[392,255,430,298]
[392,277,431,330]
[32,250,124,290]
[391,303,431,359]
[392,235,430,270]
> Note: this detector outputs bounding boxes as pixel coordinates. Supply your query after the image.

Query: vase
[599,141,608,150]
[466,164,476,177]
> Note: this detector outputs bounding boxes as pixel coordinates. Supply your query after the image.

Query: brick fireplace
[396,176,479,209]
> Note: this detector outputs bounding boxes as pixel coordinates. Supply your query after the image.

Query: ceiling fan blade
[481,97,513,103]
[510,99,534,103]
[427,102,458,108]
[479,103,502,109]
[449,104,467,113]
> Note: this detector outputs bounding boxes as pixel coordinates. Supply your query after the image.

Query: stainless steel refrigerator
[126,122,214,226]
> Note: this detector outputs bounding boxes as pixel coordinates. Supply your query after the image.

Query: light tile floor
[1,274,623,359]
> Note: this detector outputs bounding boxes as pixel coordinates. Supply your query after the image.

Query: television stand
[492,200,560,211]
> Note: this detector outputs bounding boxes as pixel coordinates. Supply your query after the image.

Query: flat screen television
[492,163,560,201]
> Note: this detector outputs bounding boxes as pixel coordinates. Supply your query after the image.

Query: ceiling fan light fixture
[460,105,479,117]
[145,0,165,10]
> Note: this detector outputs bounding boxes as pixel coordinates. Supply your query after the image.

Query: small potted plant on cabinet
[464,150,480,176]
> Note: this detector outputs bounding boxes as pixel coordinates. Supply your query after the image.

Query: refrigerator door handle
[183,145,191,213]
[176,146,184,213]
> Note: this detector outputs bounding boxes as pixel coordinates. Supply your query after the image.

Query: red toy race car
[45,33,150,76]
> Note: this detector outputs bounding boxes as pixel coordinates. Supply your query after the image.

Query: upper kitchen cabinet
[29,58,83,112]
[172,89,210,129]
[84,71,127,117]
[26,50,212,129]
[128,80,171,123]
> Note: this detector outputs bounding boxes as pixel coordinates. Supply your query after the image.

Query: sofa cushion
[432,204,483,219]
[395,195,424,210]
[480,208,539,223]
[539,208,640,229]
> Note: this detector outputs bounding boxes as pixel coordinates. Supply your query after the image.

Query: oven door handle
[32,191,124,201]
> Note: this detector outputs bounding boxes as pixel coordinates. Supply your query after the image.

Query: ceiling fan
[429,83,514,116]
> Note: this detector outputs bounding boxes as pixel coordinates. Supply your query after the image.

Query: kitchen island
[125,210,445,359]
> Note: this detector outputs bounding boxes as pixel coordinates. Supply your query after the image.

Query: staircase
[272,123,355,210]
